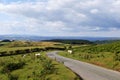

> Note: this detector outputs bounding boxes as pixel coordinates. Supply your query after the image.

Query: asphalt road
[47,51,120,80]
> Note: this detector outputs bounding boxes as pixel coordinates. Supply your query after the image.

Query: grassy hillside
[1,40,62,47]
[94,40,120,44]
[0,40,80,80]
[59,41,120,72]
[0,40,66,56]
[0,52,79,80]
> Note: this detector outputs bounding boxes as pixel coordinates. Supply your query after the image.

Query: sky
[0,0,120,37]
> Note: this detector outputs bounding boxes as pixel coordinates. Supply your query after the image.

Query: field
[59,41,120,72]
[0,40,80,80]
[1,39,120,80]
[0,41,66,57]
[0,52,80,80]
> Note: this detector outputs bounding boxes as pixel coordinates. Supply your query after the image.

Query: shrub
[0,51,7,56]
[24,49,31,53]
[40,60,57,75]
[39,57,57,79]
[1,62,26,73]
[9,51,15,55]
[15,50,26,54]
[8,74,18,80]
[45,47,65,51]
[114,51,120,61]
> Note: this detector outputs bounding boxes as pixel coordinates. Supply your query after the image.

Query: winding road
[47,51,120,80]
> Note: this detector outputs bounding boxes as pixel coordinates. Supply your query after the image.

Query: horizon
[1,34,120,38]
[0,0,120,37]
[0,34,120,41]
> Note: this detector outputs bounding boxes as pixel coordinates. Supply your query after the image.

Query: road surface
[47,51,120,80]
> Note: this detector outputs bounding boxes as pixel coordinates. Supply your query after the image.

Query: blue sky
[0,0,120,37]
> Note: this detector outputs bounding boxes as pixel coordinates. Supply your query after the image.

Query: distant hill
[94,40,120,44]
[0,35,120,41]
[1,39,12,42]
[43,39,94,45]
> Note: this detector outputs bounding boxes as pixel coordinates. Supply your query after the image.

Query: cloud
[0,0,120,36]
[90,9,99,14]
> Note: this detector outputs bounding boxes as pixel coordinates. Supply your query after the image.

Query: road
[47,51,120,80]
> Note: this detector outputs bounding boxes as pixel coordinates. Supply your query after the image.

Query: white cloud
[0,0,120,36]
[90,9,99,14]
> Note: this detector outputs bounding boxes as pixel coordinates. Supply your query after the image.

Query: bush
[9,51,15,55]
[24,49,31,53]
[40,60,57,75]
[15,50,28,55]
[1,62,25,73]
[39,57,57,79]
[45,47,65,51]
[8,74,18,80]
[114,51,120,61]
[31,48,41,52]
[0,51,7,56]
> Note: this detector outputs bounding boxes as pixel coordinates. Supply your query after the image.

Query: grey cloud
[0,0,120,36]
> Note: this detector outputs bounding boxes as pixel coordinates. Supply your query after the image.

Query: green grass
[59,51,120,72]
[41,52,80,80]
[59,41,120,72]
[0,52,80,80]
[0,41,65,52]
[0,42,10,46]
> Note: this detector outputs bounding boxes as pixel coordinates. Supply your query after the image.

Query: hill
[59,40,120,72]
[44,39,94,45]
